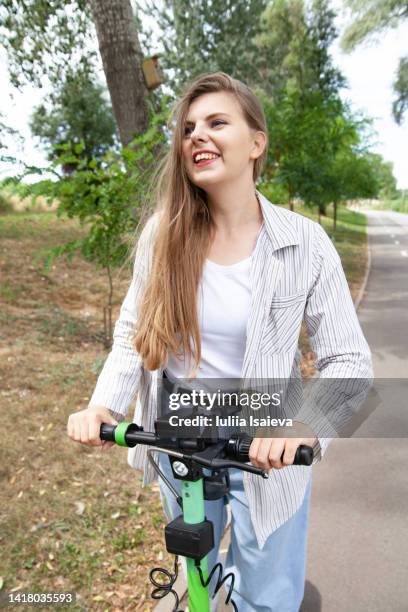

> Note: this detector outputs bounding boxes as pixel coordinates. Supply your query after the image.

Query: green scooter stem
[182,479,211,612]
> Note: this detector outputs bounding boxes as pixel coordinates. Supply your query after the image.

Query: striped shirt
[89,189,373,549]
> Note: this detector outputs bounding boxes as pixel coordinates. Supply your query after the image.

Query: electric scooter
[100,409,313,611]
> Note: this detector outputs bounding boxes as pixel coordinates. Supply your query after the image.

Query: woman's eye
[183,119,226,136]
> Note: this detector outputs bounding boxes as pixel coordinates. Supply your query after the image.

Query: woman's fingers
[67,407,118,448]
[249,437,285,470]
[281,440,298,466]
[72,416,82,443]
[268,439,286,469]
[255,439,271,469]
[248,436,261,466]
[249,437,313,470]
[89,417,104,446]
[80,419,90,445]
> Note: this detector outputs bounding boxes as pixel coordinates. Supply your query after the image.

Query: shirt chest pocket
[260,291,307,354]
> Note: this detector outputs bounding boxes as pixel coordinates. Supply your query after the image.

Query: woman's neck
[206,186,263,236]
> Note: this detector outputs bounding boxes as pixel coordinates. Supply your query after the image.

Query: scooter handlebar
[100,424,314,467]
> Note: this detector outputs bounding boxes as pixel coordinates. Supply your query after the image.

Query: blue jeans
[158,453,312,612]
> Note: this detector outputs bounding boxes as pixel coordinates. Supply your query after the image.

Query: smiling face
[181,91,265,191]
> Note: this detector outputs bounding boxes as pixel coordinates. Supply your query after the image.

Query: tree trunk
[89,0,149,148]
[288,188,294,212]
[318,203,326,217]
[333,201,337,232]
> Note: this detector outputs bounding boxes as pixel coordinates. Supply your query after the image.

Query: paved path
[156,210,408,611]
[357,210,408,376]
[304,209,408,612]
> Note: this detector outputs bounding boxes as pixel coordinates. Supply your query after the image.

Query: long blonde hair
[134,72,268,376]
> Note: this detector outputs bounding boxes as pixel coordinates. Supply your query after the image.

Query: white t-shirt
[166,227,263,387]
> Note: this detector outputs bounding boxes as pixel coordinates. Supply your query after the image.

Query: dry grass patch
[0,212,170,611]
[1,189,59,213]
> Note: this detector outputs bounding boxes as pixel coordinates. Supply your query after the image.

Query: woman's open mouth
[193,153,221,167]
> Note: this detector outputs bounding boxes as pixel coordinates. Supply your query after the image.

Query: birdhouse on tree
[142,55,163,90]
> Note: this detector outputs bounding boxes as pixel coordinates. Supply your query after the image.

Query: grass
[0,211,171,611]
[0,185,59,214]
[368,198,408,214]
[0,202,369,609]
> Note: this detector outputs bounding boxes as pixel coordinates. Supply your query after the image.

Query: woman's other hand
[67,406,118,452]
[248,422,317,470]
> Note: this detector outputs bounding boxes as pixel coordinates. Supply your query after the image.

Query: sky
[331,4,408,190]
[0,2,407,189]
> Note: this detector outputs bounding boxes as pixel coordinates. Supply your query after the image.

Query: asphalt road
[303,209,408,612]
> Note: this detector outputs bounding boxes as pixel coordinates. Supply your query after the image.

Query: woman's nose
[191,127,208,142]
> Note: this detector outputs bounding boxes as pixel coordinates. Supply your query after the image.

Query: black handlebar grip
[295,446,313,466]
[228,434,251,462]
[100,423,116,441]
[227,434,313,466]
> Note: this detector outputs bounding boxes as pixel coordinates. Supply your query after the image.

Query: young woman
[67,72,372,611]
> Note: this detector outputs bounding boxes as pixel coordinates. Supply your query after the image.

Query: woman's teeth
[194,153,220,163]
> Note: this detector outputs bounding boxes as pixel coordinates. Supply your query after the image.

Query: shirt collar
[255,189,300,252]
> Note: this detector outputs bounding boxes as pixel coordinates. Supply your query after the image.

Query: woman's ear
[250,130,267,160]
